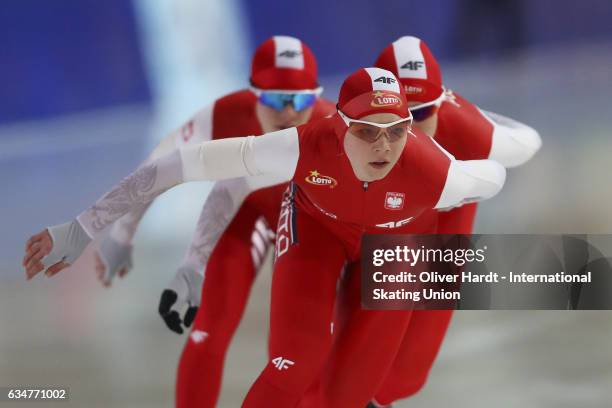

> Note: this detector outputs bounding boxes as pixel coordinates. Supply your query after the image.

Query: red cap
[337,67,409,120]
[250,36,319,91]
[375,36,443,103]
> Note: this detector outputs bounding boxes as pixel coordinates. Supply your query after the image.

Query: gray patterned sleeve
[181,178,251,271]
[77,151,184,238]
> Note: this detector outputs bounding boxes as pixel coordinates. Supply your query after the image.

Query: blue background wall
[0,0,150,123]
[1,0,611,124]
[240,0,612,74]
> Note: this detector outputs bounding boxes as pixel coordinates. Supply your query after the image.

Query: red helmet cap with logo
[337,67,409,120]
[375,36,443,103]
[250,36,319,91]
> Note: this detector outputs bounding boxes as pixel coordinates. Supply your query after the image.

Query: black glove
[158,289,198,334]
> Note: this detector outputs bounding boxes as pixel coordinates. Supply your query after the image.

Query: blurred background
[1,0,611,406]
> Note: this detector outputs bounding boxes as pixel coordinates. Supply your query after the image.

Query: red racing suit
[75,104,507,407]
[299,91,540,408]
[174,90,335,408]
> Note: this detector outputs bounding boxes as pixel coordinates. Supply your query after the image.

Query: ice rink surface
[2,43,612,407]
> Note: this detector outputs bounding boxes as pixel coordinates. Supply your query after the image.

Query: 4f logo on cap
[371,91,402,108]
[401,60,424,71]
[305,170,338,188]
[272,357,295,370]
[278,50,301,58]
[374,76,397,84]
[385,192,405,210]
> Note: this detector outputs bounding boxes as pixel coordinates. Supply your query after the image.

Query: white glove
[96,234,133,286]
[42,220,92,268]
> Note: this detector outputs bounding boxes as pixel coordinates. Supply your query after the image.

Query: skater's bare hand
[23,220,92,281]
[23,230,69,279]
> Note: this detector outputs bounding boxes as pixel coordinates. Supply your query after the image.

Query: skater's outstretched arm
[94,105,214,286]
[23,128,300,279]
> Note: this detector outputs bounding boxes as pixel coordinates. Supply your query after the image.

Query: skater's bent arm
[435,159,506,209]
[79,127,298,237]
[179,178,253,273]
[24,128,299,279]
[107,105,214,245]
[481,110,542,168]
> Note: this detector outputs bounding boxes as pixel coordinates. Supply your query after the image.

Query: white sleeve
[76,128,299,238]
[480,109,542,168]
[180,127,299,181]
[107,105,215,244]
[179,124,297,272]
[435,159,506,209]
[151,104,214,160]
[170,104,214,148]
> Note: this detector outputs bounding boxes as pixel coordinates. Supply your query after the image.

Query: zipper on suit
[361,181,369,230]
[357,180,370,260]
